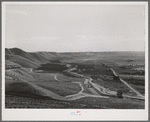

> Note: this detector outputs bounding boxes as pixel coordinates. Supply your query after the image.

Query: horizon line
[5,47,145,53]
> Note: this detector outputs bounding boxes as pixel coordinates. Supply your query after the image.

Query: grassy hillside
[5,68,83,98]
[5,48,145,109]
[5,48,60,69]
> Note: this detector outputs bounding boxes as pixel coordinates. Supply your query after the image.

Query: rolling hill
[5,48,145,69]
[5,48,59,69]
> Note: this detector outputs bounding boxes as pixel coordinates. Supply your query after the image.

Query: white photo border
[2,1,148,121]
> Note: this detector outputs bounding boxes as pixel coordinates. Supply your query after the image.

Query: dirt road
[9,67,144,101]
[110,68,144,99]
[65,79,108,100]
[67,67,145,100]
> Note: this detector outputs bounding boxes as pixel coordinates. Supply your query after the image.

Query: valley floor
[5,66,145,109]
[5,49,145,109]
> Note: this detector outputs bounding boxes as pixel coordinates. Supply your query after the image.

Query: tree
[117,90,123,98]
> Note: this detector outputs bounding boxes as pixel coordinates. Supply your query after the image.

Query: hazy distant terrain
[5,48,145,109]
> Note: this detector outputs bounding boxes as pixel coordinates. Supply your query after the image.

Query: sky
[4,2,146,52]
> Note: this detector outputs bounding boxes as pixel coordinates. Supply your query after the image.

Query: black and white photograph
[2,2,148,121]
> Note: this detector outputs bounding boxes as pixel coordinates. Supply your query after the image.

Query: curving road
[48,73,108,100]
[28,67,144,100]
[65,80,108,100]
[67,67,145,100]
